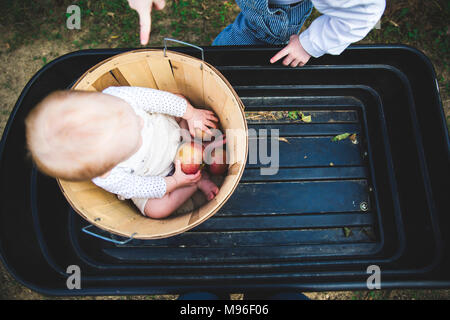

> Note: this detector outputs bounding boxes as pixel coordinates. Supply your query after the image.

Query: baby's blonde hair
[25,90,134,181]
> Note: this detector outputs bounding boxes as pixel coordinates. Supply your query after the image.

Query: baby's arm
[92,167,168,199]
[103,86,218,137]
[92,162,202,200]
[103,86,187,117]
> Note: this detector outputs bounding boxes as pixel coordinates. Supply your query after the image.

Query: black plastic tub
[0,45,449,295]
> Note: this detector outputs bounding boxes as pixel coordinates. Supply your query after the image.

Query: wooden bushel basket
[57,48,248,240]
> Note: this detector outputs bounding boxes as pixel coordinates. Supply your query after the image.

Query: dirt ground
[0,1,449,300]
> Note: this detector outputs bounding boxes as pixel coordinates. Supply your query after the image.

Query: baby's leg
[143,184,198,219]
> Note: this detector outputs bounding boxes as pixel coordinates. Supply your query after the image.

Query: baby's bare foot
[197,172,219,201]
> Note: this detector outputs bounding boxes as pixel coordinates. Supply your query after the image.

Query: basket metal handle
[82,223,136,245]
[163,38,204,61]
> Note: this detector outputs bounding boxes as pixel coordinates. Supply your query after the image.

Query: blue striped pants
[213,0,313,45]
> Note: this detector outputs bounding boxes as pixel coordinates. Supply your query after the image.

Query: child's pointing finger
[270,47,289,64]
[138,12,151,45]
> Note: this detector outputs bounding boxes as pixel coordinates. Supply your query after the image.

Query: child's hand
[127,0,166,45]
[167,160,202,191]
[270,34,311,67]
[180,98,218,137]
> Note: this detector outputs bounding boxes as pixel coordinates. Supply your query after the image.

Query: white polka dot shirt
[92,86,187,199]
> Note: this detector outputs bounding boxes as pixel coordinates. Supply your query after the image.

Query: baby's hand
[180,96,218,137]
[173,159,202,186]
[270,34,311,67]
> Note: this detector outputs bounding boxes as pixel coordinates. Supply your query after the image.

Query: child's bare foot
[197,171,219,201]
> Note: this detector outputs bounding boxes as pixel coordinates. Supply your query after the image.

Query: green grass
[1,1,448,75]
[0,0,238,51]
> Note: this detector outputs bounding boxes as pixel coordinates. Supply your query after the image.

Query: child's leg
[141,171,219,218]
[212,12,267,46]
[212,1,313,46]
[143,184,198,219]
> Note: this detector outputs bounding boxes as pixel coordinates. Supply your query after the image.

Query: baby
[25,86,223,219]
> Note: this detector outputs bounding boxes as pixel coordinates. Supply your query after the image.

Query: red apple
[175,142,204,174]
[208,148,228,176]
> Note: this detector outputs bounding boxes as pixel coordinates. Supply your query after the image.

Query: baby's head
[25,90,142,181]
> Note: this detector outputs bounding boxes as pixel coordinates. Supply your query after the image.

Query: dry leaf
[275,111,284,119]
[297,111,312,123]
[245,115,262,120]
[278,137,290,144]
[301,114,312,123]
[389,20,399,27]
[343,227,352,237]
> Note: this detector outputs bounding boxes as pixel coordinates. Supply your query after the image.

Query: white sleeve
[92,167,167,199]
[299,0,386,57]
[102,86,187,117]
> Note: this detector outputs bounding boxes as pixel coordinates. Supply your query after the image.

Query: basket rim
[58,48,248,240]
